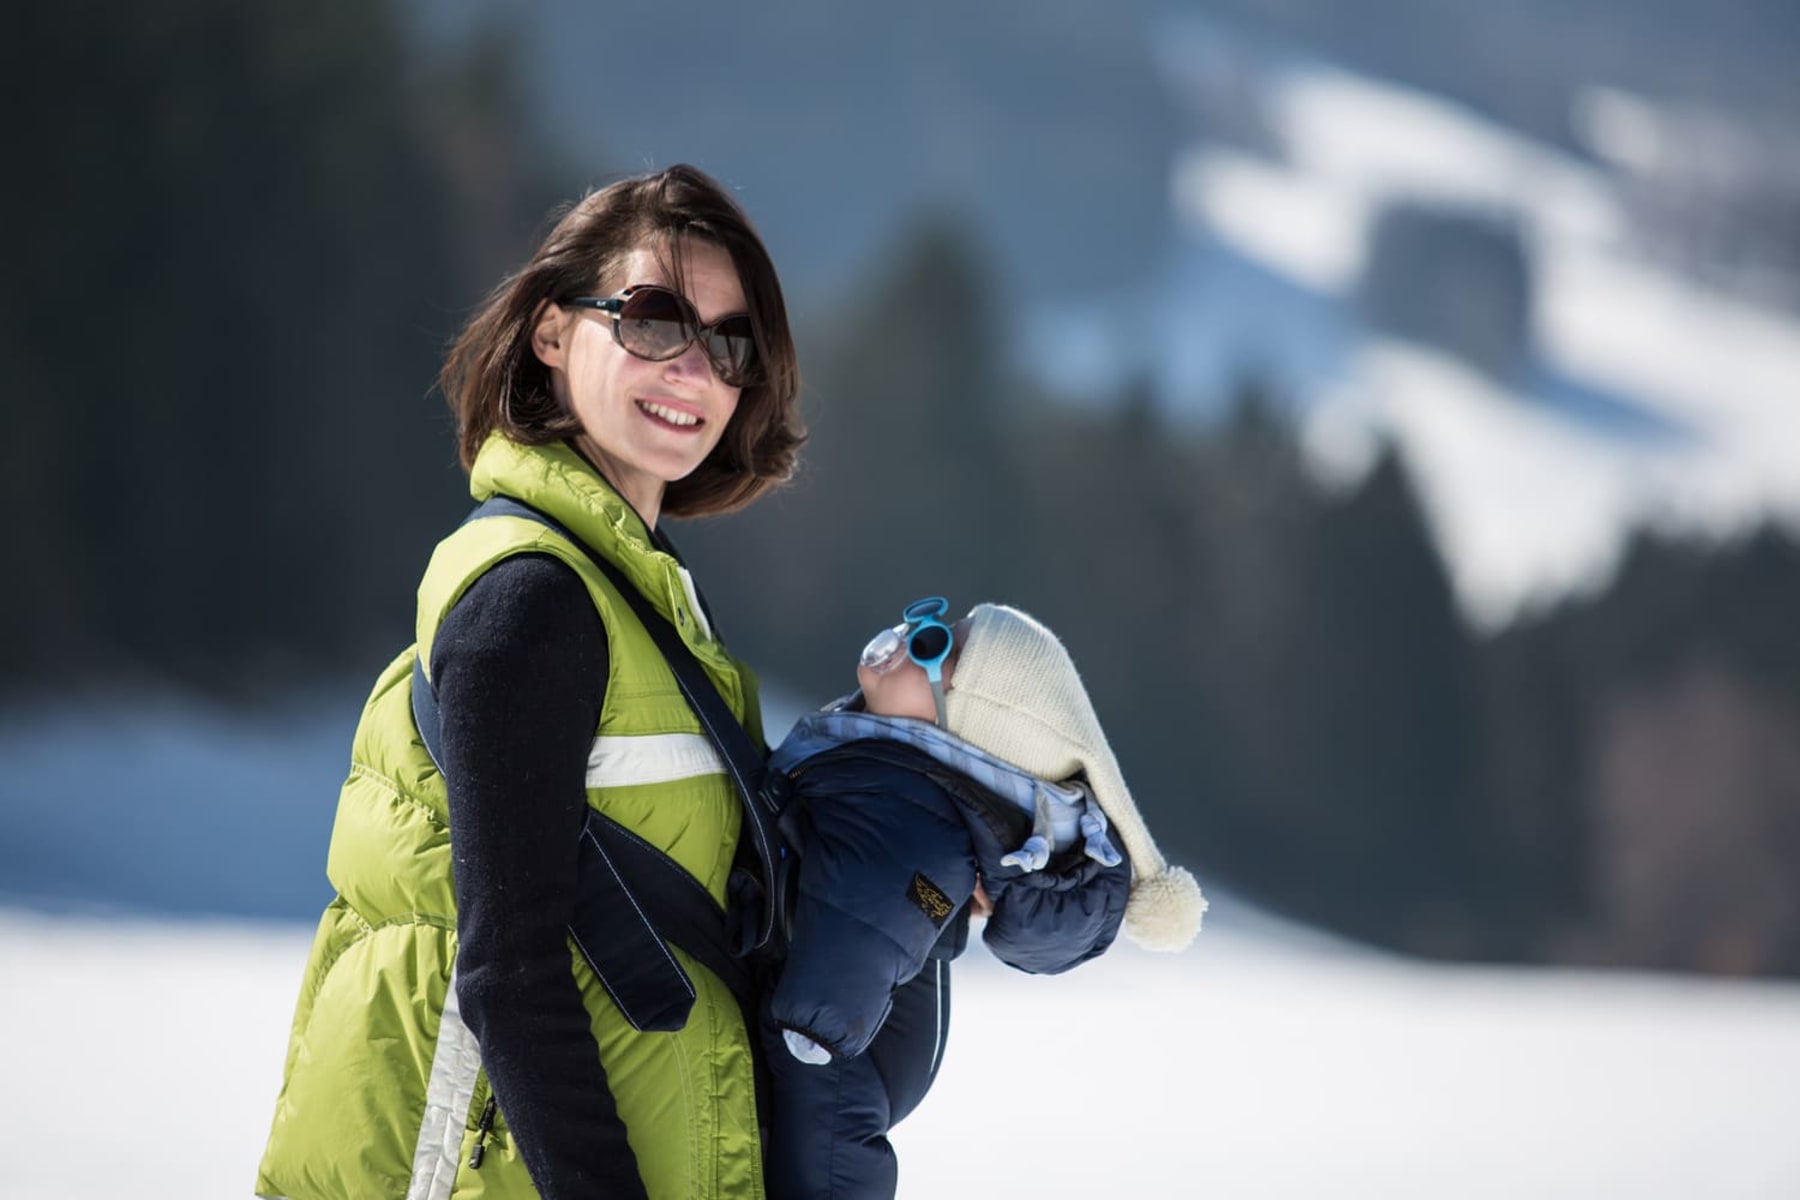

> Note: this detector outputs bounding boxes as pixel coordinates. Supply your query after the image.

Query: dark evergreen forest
[7,1,1797,977]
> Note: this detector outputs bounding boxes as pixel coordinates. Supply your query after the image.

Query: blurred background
[3,1,1799,1196]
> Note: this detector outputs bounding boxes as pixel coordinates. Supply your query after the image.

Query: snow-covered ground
[4,903,1796,1199]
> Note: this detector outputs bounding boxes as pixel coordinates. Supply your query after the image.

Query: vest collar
[468,434,695,633]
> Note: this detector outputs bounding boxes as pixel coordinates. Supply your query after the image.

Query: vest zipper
[469,1094,498,1169]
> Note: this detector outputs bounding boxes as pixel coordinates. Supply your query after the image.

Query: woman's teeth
[639,401,700,427]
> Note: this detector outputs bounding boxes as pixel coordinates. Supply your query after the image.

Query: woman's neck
[568,436,662,529]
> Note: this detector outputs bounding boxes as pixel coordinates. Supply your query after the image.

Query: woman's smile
[636,396,706,430]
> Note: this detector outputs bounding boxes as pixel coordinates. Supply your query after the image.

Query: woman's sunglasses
[564,285,758,387]
[860,597,955,727]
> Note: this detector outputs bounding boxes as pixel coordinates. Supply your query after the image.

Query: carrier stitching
[669,1013,702,1198]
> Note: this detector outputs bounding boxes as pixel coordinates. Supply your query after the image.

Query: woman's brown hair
[439,163,804,519]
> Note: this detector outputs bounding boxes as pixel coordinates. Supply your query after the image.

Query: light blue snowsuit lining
[770,697,1123,873]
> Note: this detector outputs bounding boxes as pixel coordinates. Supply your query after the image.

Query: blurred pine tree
[680,213,1027,698]
[0,1,568,694]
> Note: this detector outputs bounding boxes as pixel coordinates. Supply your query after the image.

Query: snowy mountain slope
[3,905,1795,1199]
[1164,60,1800,628]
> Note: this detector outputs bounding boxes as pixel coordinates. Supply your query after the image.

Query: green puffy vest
[257,436,767,1200]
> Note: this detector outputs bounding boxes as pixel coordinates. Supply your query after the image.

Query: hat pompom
[1123,865,1206,952]
[946,603,1207,955]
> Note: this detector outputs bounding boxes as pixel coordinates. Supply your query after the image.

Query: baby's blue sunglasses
[860,597,955,727]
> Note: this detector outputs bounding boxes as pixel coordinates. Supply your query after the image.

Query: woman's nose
[664,339,714,382]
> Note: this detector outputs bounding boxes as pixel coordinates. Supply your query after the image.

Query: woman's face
[533,239,746,524]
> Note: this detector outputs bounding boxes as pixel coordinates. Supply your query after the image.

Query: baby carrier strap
[411,493,791,1033]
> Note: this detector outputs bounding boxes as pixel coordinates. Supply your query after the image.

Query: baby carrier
[410,495,795,1035]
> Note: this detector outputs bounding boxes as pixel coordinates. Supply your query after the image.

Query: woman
[258,164,803,1200]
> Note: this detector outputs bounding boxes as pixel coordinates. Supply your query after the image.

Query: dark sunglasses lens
[706,316,757,384]
[617,289,695,360]
[908,625,950,663]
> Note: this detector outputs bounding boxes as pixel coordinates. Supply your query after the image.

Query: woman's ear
[530,300,570,370]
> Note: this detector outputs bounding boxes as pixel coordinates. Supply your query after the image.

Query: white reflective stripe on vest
[586,731,726,788]
[407,967,482,1200]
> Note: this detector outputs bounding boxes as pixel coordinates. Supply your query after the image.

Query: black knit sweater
[432,551,649,1199]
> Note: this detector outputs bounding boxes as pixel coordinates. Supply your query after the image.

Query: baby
[759,599,1205,1199]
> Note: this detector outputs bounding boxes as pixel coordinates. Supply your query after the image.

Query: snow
[1173,147,1369,293]
[4,903,1796,1199]
[1304,340,1723,626]
[907,932,1800,1197]
[0,912,308,1198]
[1535,248,1800,452]
[6,690,1792,1196]
[1165,58,1800,629]
[1274,65,1627,249]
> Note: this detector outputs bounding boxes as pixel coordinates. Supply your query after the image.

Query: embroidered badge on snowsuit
[907,871,955,926]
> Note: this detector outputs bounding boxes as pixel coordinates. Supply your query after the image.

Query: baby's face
[857,616,971,721]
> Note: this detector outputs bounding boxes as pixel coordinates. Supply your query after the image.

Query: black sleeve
[433,552,650,1200]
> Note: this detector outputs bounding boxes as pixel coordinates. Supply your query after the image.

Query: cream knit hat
[944,603,1205,951]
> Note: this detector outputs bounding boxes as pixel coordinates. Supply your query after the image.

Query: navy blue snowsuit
[762,715,1132,1198]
